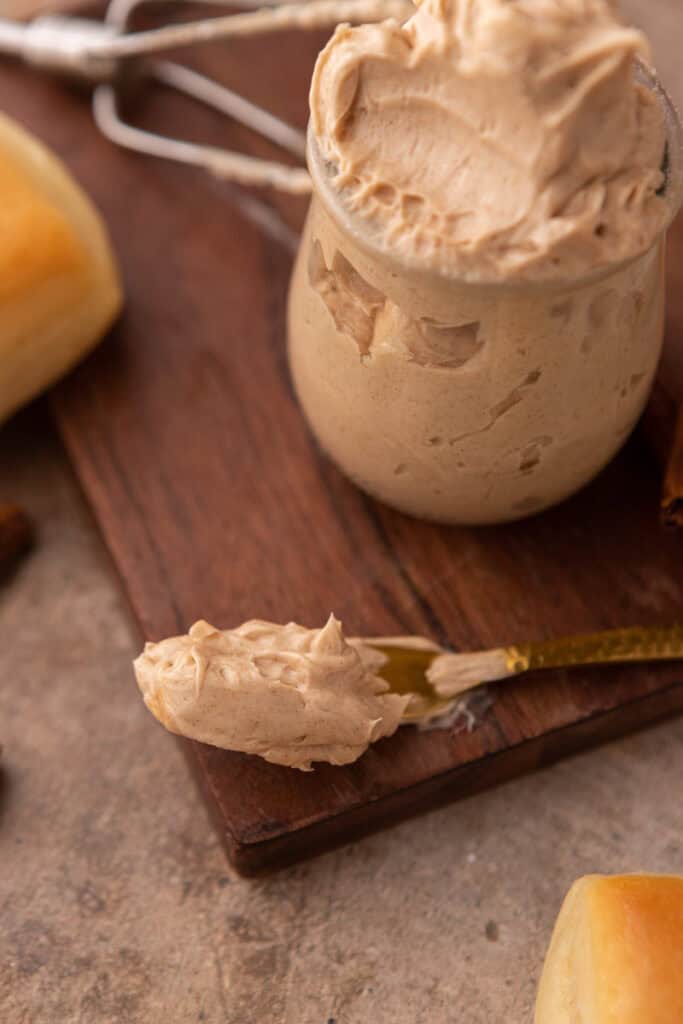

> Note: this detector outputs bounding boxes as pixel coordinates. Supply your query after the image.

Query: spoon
[365,624,683,723]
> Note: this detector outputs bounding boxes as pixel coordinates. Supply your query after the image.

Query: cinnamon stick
[0,504,35,570]
[641,382,683,528]
[662,406,683,528]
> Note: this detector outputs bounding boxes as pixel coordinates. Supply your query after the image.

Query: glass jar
[287,70,683,525]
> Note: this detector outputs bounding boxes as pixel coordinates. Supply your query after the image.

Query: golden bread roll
[535,874,683,1024]
[0,112,122,424]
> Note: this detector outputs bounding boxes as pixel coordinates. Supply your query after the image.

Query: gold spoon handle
[506,625,683,676]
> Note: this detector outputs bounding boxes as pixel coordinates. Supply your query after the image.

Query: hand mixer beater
[0,0,409,192]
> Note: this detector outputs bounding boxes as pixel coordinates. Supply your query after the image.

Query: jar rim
[307,58,683,293]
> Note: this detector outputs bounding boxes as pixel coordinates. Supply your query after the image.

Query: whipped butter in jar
[288,0,683,524]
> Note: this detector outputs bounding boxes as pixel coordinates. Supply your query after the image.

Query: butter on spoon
[134,616,418,771]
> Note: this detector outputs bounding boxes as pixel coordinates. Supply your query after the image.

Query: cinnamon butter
[288,0,683,524]
[134,616,409,770]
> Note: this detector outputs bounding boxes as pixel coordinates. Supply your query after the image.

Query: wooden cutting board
[3,26,683,875]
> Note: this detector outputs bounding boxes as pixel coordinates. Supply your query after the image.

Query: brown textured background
[1,1,682,1021]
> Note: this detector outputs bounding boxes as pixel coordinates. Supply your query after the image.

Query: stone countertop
[1,4,682,1022]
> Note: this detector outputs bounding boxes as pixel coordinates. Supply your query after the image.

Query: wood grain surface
[2,22,682,873]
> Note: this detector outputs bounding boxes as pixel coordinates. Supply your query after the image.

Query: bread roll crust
[535,874,683,1024]
[0,113,122,424]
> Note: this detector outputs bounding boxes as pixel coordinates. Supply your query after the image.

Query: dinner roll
[535,874,683,1024]
[0,112,122,424]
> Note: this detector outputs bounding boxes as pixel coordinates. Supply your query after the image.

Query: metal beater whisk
[0,0,408,192]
